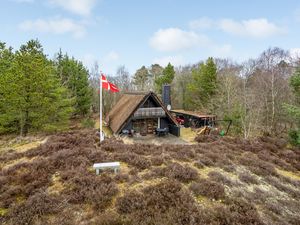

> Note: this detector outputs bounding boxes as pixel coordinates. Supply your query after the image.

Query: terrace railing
[133,107,166,118]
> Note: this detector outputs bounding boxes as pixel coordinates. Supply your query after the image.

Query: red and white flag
[100,73,120,93]
[99,70,119,142]
[101,74,110,90]
[109,82,119,92]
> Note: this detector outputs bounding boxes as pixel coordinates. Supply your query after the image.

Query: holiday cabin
[106,91,180,136]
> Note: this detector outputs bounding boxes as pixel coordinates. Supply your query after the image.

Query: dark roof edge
[123,91,153,95]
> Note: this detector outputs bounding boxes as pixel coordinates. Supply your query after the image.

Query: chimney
[162,84,171,110]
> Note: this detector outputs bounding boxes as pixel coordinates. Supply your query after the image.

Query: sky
[1,0,300,75]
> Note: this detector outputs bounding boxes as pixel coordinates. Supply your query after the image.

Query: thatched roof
[106,92,177,134]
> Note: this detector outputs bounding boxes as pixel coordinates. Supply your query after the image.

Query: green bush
[81,118,95,128]
[288,130,300,147]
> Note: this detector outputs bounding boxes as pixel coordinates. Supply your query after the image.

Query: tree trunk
[23,110,29,136]
[271,70,276,134]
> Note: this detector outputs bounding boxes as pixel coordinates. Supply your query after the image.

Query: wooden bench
[93,162,120,175]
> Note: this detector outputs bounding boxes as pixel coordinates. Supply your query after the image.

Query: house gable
[107,92,178,135]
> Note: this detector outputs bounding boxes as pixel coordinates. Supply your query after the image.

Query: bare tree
[256,47,291,134]
[115,65,132,91]
[89,62,100,113]
[239,59,262,138]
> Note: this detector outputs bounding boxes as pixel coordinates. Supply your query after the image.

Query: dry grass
[276,168,300,181]
[14,139,47,153]
[180,127,197,143]
[94,116,113,137]
[47,173,65,195]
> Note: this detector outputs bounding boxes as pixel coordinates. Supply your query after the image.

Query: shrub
[265,176,300,198]
[238,172,259,184]
[239,153,278,177]
[288,130,300,147]
[225,197,264,225]
[157,163,199,182]
[189,179,225,200]
[92,210,130,225]
[8,191,63,225]
[170,147,196,161]
[81,118,95,128]
[222,164,236,173]
[116,180,203,225]
[116,191,144,214]
[195,135,219,143]
[194,160,205,169]
[150,155,164,166]
[114,153,151,170]
[208,171,233,186]
[62,171,118,210]
[197,157,214,167]
[1,129,300,225]
[115,173,130,183]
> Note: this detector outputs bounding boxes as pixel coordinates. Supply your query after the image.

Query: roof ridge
[123,91,153,95]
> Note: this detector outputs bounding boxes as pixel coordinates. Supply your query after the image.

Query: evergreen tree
[284,67,300,146]
[0,40,74,135]
[55,53,92,116]
[155,63,175,93]
[187,57,217,110]
[0,42,18,133]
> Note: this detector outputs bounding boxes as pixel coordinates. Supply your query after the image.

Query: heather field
[1,130,300,225]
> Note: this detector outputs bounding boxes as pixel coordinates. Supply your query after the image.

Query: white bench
[93,162,120,175]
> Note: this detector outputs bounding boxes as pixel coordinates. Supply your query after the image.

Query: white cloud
[189,17,285,39]
[219,18,284,38]
[104,51,119,62]
[290,48,300,59]
[49,0,97,16]
[189,17,214,30]
[19,17,86,38]
[149,28,210,52]
[152,55,185,67]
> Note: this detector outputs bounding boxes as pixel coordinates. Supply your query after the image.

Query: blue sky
[1,0,300,75]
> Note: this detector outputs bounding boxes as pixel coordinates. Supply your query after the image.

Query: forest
[1,39,298,145]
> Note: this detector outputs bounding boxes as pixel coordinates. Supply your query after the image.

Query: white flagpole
[100,72,104,142]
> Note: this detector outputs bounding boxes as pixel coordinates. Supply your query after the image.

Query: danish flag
[109,82,119,92]
[101,74,110,90]
[101,73,120,92]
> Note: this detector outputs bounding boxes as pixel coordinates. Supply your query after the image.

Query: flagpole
[100,72,104,142]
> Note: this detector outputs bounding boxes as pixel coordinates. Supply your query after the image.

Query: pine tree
[284,67,300,146]
[0,42,18,133]
[187,57,217,110]
[55,54,92,116]
[155,63,175,93]
[0,40,74,135]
